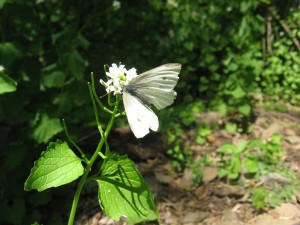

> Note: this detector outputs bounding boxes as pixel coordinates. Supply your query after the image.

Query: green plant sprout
[196,123,212,145]
[24,63,181,225]
[217,134,299,209]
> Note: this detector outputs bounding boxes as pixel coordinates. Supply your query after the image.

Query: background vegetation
[1,0,299,224]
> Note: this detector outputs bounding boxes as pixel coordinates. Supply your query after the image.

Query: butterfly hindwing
[123,92,159,138]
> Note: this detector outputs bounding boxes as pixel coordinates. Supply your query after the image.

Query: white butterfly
[123,63,181,138]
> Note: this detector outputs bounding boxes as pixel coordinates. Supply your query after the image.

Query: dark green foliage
[1,0,299,224]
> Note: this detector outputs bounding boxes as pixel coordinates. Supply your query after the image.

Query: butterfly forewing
[129,64,181,110]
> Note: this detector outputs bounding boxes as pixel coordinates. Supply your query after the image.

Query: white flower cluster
[112,0,121,10]
[100,63,137,95]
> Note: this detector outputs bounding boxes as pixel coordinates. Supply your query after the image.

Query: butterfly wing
[123,91,159,138]
[129,63,181,110]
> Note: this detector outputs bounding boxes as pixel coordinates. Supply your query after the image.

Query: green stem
[67,95,121,225]
[88,82,110,155]
[91,72,113,114]
[62,119,89,164]
[88,82,102,134]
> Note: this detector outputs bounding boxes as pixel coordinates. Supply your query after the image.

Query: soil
[74,107,300,225]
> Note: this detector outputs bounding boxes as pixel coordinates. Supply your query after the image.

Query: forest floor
[74,105,300,225]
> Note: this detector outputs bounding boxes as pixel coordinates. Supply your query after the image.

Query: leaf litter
[74,108,300,225]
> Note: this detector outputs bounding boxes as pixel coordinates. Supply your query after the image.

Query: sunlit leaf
[0,42,22,67]
[252,187,268,210]
[0,0,6,9]
[24,140,84,191]
[97,153,159,224]
[225,122,237,133]
[238,103,251,116]
[0,72,17,94]
[230,85,246,98]
[219,143,236,153]
[245,157,259,173]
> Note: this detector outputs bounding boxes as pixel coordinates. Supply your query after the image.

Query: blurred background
[1,0,300,224]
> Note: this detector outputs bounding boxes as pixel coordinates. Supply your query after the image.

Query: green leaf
[0,72,17,94]
[0,0,6,9]
[41,70,66,88]
[31,222,42,225]
[231,85,246,98]
[225,122,237,133]
[198,127,212,137]
[219,143,236,153]
[66,50,85,80]
[236,141,249,153]
[229,156,241,179]
[0,42,22,67]
[218,168,228,178]
[74,34,90,49]
[217,102,227,116]
[238,103,251,116]
[196,136,206,145]
[32,113,63,143]
[252,187,268,210]
[271,134,281,145]
[97,153,159,224]
[24,140,84,191]
[245,157,259,173]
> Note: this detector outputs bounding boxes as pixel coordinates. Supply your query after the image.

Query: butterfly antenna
[100,93,108,99]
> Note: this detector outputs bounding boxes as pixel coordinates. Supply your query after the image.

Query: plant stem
[62,119,89,164]
[90,72,112,114]
[67,96,121,225]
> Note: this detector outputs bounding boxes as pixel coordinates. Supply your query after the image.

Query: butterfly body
[123,83,151,106]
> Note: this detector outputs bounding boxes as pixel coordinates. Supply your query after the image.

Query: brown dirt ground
[74,107,300,225]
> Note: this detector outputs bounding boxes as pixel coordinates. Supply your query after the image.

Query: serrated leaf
[32,113,63,143]
[97,153,159,224]
[0,72,17,94]
[24,140,84,191]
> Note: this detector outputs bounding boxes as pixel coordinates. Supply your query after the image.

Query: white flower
[126,68,138,81]
[100,63,137,95]
[112,0,121,10]
[0,65,4,72]
[106,63,126,79]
